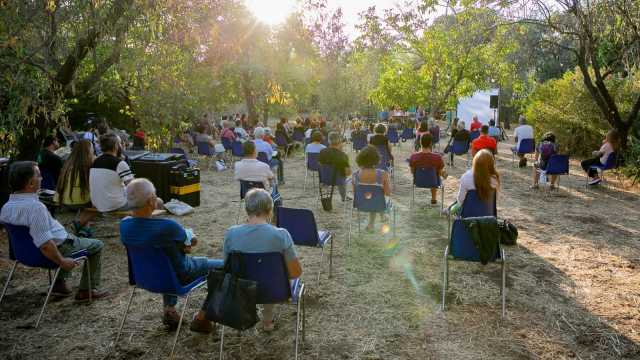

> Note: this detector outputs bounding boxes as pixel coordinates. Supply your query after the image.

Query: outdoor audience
[37,134,64,188]
[221,188,302,331]
[513,115,534,168]
[471,125,498,156]
[0,161,108,300]
[581,129,621,185]
[234,141,275,190]
[119,179,223,332]
[318,132,352,201]
[354,145,392,232]
[408,134,446,205]
[531,132,560,189]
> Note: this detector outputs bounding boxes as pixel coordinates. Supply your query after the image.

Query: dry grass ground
[0,130,638,359]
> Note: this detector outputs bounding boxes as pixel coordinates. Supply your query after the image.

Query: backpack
[538,141,556,161]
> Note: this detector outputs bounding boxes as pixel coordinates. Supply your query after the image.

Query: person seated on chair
[470,115,482,132]
[195,124,217,148]
[90,133,162,212]
[581,129,621,186]
[447,121,470,165]
[37,134,64,187]
[119,179,223,332]
[234,141,275,190]
[222,188,302,331]
[55,140,97,237]
[276,122,294,156]
[471,125,498,156]
[449,149,500,215]
[531,132,560,190]
[488,119,501,140]
[319,132,352,201]
[0,161,108,301]
[369,123,394,163]
[354,145,392,232]
[234,120,249,140]
[253,127,284,184]
[512,115,534,168]
[305,130,326,154]
[408,134,446,205]
[220,120,236,142]
[428,119,440,143]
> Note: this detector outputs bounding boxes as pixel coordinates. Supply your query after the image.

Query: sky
[244,0,402,37]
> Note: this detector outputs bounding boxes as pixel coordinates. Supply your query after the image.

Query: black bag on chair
[205,253,258,330]
[498,218,518,245]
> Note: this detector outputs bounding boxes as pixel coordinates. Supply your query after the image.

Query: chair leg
[501,249,506,319]
[303,168,308,192]
[411,185,415,208]
[0,261,17,305]
[115,286,136,345]
[85,257,92,303]
[317,247,325,286]
[35,267,61,328]
[236,200,242,224]
[219,325,225,360]
[348,206,353,248]
[442,246,449,311]
[295,284,305,360]
[170,291,192,359]
[329,236,333,279]
[392,206,397,238]
[440,184,445,214]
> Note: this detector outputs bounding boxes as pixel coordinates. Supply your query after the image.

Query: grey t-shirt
[223,224,298,262]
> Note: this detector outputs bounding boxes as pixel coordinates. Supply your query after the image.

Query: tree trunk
[17,116,52,161]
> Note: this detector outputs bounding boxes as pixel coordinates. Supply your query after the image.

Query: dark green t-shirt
[318,147,349,177]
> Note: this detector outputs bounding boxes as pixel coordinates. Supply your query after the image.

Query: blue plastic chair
[375,144,394,185]
[0,223,90,328]
[511,138,536,165]
[542,154,569,189]
[442,190,505,318]
[41,171,56,191]
[469,130,480,142]
[293,129,305,143]
[304,152,320,192]
[401,127,415,141]
[257,151,269,164]
[231,140,244,166]
[352,133,367,152]
[449,139,470,167]
[219,252,306,360]
[115,243,207,357]
[196,141,216,170]
[348,171,396,246]
[276,207,333,283]
[387,127,399,145]
[412,167,445,212]
[585,152,618,187]
[236,180,265,223]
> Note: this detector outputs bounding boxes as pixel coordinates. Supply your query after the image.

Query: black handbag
[498,218,518,245]
[319,165,337,212]
[205,253,258,330]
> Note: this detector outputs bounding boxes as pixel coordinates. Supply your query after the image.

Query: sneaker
[189,315,214,334]
[51,279,72,297]
[75,288,110,302]
[588,177,602,185]
[162,309,181,331]
[430,199,437,205]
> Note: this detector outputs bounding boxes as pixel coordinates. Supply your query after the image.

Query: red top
[470,120,482,132]
[471,135,497,153]
[221,128,236,141]
[408,152,444,173]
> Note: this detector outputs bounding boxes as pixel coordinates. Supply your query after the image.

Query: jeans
[581,157,603,177]
[57,235,104,291]
[163,258,224,307]
[270,158,284,182]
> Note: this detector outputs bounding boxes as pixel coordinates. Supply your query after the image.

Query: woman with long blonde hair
[452,149,500,212]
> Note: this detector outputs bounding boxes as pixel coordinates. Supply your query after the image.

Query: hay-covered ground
[1,129,639,359]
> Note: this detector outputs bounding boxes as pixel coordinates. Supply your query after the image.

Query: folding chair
[221,137,234,164]
[348,171,397,247]
[219,252,306,360]
[41,171,56,191]
[387,127,399,146]
[352,133,367,152]
[275,133,291,158]
[442,190,505,318]
[511,138,535,166]
[276,207,333,284]
[236,180,265,223]
[585,152,618,188]
[412,167,445,212]
[304,152,320,192]
[542,154,569,190]
[448,139,470,167]
[469,130,480,142]
[231,140,244,163]
[257,152,269,165]
[0,223,90,328]
[196,142,215,170]
[375,144,394,186]
[432,129,441,151]
[318,164,349,213]
[114,244,207,358]
[400,127,415,142]
[292,129,305,143]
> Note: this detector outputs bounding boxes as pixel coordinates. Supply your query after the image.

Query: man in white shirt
[0,161,108,300]
[89,133,135,212]
[305,130,327,154]
[234,141,275,189]
[512,115,534,167]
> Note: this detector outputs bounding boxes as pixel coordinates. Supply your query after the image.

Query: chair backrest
[231,141,244,157]
[452,139,470,155]
[197,142,211,156]
[602,152,617,170]
[353,171,387,212]
[469,131,480,142]
[401,127,414,139]
[41,171,56,191]
[275,207,320,247]
[170,147,186,156]
[517,138,535,154]
[352,134,367,151]
[292,130,305,142]
[318,164,345,186]
[1,223,57,268]
[275,133,288,147]
[227,252,291,304]
[451,190,499,261]
[123,244,184,294]
[413,167,441,188]
[257,152,269,164]
[388,127,399,143]
[240,180,265,199]
[545,154,569,175]
[221,137,233,150]
[375,144,392,170]
[306,152,320,171]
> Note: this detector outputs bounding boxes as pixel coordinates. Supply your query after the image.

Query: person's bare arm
[40,240,78,271]
[382,172,391,196]
[286,258,303,279]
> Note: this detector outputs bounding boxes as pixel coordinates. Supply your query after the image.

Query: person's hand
[60,258,79,271]
[191,238,198,247]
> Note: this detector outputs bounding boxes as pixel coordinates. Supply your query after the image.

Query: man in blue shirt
[120,179,223,333]
[253,127,284,184]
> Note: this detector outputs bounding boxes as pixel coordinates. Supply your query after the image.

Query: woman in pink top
[220,120,236,141]
[581,129,620,185]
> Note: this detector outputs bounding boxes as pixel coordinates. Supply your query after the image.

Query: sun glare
[245,0,296,26]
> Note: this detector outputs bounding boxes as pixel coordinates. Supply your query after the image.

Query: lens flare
[381,224,390,234]
[365,192,373,200]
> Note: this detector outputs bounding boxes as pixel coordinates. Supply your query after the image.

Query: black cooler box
[130,152,200,207]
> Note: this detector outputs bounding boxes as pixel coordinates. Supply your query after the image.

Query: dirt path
[0,132,638,359]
